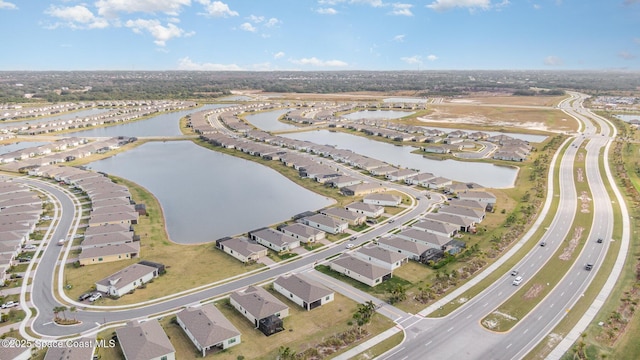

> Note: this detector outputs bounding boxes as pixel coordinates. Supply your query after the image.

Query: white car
[346,243,354,249]
[88,293,102,302]
[1,301,18,309]
[512,276,523,286]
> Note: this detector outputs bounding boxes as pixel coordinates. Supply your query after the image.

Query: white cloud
[0,1,17,10]
[427,0,491,11]
[96,0,191,18]
[177,57,243,70]
[126,19,193,46]
[427,54,438,61]
[393,34,406,42]
[618,51,636,60]
[317,7,338,14]
[248,14,264,23]
[634,38,640,45]
[197,0,238,17]
[401,55,422,64]
[390,3,413,16]
[265,18,281,27]
[274,51,285,59]
[318,0,383,7]
[543,56,563,66]
[45,5,109,29]
[290,57,348,67]
[240,22,256,32]
[533,4,541,9]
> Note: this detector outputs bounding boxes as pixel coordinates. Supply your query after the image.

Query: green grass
[315,265,411,300]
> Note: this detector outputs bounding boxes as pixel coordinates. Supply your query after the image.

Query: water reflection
[283,130,518,188]
[88,141,334,244]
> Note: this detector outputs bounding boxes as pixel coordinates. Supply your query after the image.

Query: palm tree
[52,306,67,321]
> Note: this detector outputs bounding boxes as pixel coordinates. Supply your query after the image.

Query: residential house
[344,202,384,218]
[280,223,325,243]
[176,304,241,357]
[116,320,175,360]
[78,242,140,266]
[230,286,289,336]
[330,254,392,287]
[412,219,458,238]
[216,237,267,263]
[457,191,497,211]
[83,223,133,237]
[396,228,452,250]
[320,207,366,226]
[437,205,485,224]
[377,236,432,261]
[44,338,96,360]
[273,273,334,310]
[327,175,361,188]
[340,183,384,196]
[424,213,475,233]
[353,244,409,270]
[82,231,135,249]
[386,169,419,182]
[249,228,300,252]
[88,212,138,227]
[2,337,31,360]
[363,193,401,207]
[302,214,348,234]
[96,263,159,297]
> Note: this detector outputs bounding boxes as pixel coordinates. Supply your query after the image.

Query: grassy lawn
[95,291,396,360]
[352,331,404,360]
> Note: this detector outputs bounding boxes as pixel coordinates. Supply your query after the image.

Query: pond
[0,141,50,155]
[87,141,334,244]
[283,130,518,188]
[243,109,299,132]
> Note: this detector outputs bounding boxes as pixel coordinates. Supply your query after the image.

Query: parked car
[1,301,18,309]
[512,276,523,286]
[88,293,102,302]
[78,293,92,301]
[22,244,36,250]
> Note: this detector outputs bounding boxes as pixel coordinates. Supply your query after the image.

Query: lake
[243,109,299,132]
[283,130,518,188]
[88,141,334,244]
[67,104,230,138]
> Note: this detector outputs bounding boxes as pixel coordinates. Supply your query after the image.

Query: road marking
[531,263,534,267]
[447,327,454,332]
[425,340,432,347]
[550,303,555,308]
[570,281,574,286]
[506,343,513,349]
[467,314,473,319]
[483,302,489,307]
[498,292,503,296]
[560,292,565,297]
[538,316,543,320]
[43,321,52,325]
[523,328,529,334]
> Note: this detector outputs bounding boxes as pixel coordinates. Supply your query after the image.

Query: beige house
[176,304,241,356]
[116,320,175,360]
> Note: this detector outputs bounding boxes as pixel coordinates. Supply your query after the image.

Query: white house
[280,223,325,243]
[302,214,348,234]
[95,263,158,297]
[116,320,175,360]
[353,244,409,270]
[363,193,402,207]
[249,228,300,252]
[273,273,334,310]
[329,254,391,287]
[345,202,384,218]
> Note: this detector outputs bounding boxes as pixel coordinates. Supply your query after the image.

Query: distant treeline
[512,89,566,96]
[0,70,638,103]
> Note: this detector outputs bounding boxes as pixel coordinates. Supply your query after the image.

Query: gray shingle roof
[274,274,333,303]
[177,304,240,348]
[231,286,288,320]
[116,320,175,360]
[331,254,390,280]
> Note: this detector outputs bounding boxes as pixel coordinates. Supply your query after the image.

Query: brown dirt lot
[461,95,567,107]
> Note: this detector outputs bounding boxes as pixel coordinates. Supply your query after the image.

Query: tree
[52,306,67,321]
[278,346,296,360]
[389,284,407,304]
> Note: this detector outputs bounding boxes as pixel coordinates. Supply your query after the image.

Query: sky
[0,0,639,71]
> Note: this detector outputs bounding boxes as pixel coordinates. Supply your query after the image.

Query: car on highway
[388,219,395,223]
[510,270,519,276]
[540,241,547,247]
[596,238,603,243]
[346,243,354,249]
[1,301,18,309]
[57,238,66,246]
[512,276,523,286]
[585,263,594,271]
[88,293,102,302]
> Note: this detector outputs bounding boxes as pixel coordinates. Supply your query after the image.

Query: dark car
[597,238,603,244]
[585,263,593,271]
[78,293,92,301]
[540,241,547,247]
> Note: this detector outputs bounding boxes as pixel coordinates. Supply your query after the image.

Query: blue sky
[1,0,638,71]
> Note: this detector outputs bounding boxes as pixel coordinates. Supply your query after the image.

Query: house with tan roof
[363,193,401,207]
[330,254,391,287]
[44,338,96,360]
[396,228,452,249]
[345,202,384,218]
[340,183,385,196]
[412,219,458,238]
[216,237,267,263]
[424,213,475,232]
[249,228,300,252]
[274,273,334,310]
[116,319,175,360]
[79,242,140,266]
[230,286,289,336]
[320,207,366,226]
[302,214,348,234]
[280,223,325,243]
[88,212,138,227]
[176,304,241,356]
